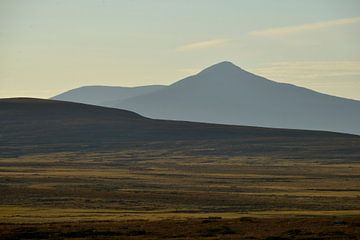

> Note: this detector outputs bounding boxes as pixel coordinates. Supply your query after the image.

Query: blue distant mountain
[52,85,165,107]
[52,61,360,135]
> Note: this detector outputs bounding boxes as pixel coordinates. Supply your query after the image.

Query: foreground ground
[1,145,360,212]
[1,99,360,239]
[1,216,360,239]
[1,147,360,239]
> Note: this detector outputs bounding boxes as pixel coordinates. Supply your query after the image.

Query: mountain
[51,62,360,135]
[112,61,360,135]
[1,98,358,157]
[52,85,165,107]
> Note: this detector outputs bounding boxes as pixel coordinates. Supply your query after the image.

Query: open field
[1,99,360,238]
[1,215,360,239]
[1,148,360,239]
[1,149,360,212]
[0,147,360,239]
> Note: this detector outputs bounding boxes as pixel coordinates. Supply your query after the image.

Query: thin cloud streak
[176,39,230,52]
[249,17,360,37]
[254,61,360,80]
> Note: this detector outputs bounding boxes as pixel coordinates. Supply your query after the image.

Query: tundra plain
[1,98,360,239]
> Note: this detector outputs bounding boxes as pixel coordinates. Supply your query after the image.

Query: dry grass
[1,145,360,238]
[1,215,360,239]
[1,149,359,214]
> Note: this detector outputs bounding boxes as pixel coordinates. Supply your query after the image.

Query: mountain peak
[214,61,237,67]
[199,61,245,75]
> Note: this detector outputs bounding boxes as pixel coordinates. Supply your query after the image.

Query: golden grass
[1,206,360,224]
[1,149,360,226]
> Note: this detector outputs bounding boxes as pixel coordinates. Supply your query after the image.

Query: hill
[51,85,165,107]
[1,97,359,158]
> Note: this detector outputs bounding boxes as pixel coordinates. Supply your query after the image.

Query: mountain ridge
[50,62,360,134]
[114,62,360,134]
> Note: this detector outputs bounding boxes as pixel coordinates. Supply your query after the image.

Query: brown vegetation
[1,217,360,239]
[0,98,359,239]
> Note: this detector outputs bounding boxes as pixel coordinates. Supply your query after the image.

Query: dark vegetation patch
[1,217,360,240]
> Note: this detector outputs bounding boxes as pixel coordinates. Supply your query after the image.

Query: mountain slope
[114,61,360,135]
[52,85,165,107]
[1,98,358,157]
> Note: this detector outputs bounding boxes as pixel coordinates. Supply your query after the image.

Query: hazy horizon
[1,0,360,100]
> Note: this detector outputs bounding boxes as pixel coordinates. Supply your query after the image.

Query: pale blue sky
[1,0,360,99]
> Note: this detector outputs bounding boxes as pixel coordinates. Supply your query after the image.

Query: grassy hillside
[1,98,360,239]
[1,98,358,158]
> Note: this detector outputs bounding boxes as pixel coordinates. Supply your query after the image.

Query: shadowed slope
[1,98,359,157]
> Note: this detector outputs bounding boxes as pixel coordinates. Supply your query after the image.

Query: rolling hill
[1,98,359,159]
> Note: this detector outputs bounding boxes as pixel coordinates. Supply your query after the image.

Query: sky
[1,0,360,100]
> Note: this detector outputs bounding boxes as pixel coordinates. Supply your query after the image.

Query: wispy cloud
[254,61,360,80]
[176,39,230,52]
[249,17,360,37]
